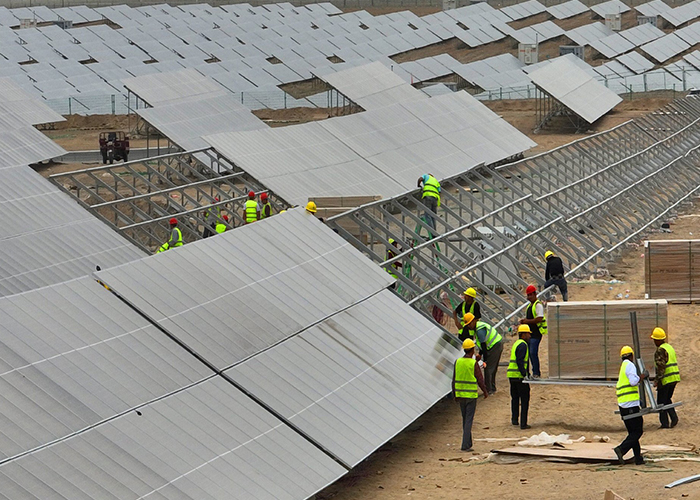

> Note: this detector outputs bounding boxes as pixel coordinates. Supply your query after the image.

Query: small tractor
[99,131,129,164]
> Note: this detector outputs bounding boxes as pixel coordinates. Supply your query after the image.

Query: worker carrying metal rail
[651,327,680,429]
[452,338,489,452]
[385,238,403,290]
[417,173,440,231]
[462,313,503,395]
[508,324,531,430]
[156,218,183,253]
[215,215,229,234]
[544,250,568,301]
[244,191,259,224]
[519,284,547,379]
[260,192,272,219]
[613,346,646,466]
[453,288,481,337]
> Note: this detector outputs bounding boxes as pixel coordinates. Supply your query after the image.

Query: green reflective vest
[157,227,183,253]
[422,175,440,201]
[527,300,548,336]
[507,339,528,379]
[454,357,478,399]
[260,202,272,219]
[616,360,640,405]
[459,301,477,328]
[659,343,680,385]
[245,200,258,223]
[474,321,502,351]
[215,223,227,234]
[386,249,399,279]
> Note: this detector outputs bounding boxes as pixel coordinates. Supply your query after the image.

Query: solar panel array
[590,23,664,58]
[203,91,536,205]
[590,0,631,17]
[546,0,589,20]
[657,0,700,27]
[641,32,691,63]
[529,56,623,123]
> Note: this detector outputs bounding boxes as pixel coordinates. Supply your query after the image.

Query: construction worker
[453,338,488,452]
[651,327,680,428]
[417,173,440,232]
[519,284,546,379]
[203,196,222,238]
[544,250,568,301]
[306,201,317,215]
[386,238,403,290]
[156,218,183,253]
[215,215,229,234]
[508,324,531,429]
[463,313,503,395]
[244,191,259,224]
[453,288,481,337]
[260,192,272,219]
[613,346,646,465]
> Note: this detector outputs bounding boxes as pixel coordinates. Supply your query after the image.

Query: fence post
[68,97,71,115]
[241,92,244,104]
[284,91,287,109]
[111,94,116,114]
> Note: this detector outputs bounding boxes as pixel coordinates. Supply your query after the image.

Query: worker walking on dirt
[453,288,481,337]
[463,313,503,395]
[386,238,403,290]
[215,215,229,234]
[544,250,568,301]
[417,173,440,232]
[157,218,183,253]
[260,193,272,219]
[519,285,546,379]
[244,191,259,224]
[614,346,646,465]
[453,338,489,452]
[508,324,531,430]
[651,327,680,429]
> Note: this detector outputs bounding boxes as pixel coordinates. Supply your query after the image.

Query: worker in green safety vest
[452,338,488,452]
[260,192,272,219]
[453,288,481,337]
[613,346,646,466]
[156,218,183,253]
[243,191,259,224]
[385,238,403,290]
[651,327,680,429]
[417,173,440,232]
[463,313,503,395]
[215,215,229,234]
[507,324,531,430]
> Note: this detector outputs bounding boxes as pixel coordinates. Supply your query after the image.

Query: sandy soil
[317,202,700,500]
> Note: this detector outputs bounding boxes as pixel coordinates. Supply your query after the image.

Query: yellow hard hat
[544,250,554,260]
[518,324,531,334]
[620,345,634,357]
[305,201,317,213]
[464,287,477,298]
[651,327,667,340]
[280,210,287,213]
[462,338,476,350]
[463,312,475,325]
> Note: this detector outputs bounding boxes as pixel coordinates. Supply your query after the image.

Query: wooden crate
[547,300,667,379]
[645,239,700,302]
[312,195,381,208]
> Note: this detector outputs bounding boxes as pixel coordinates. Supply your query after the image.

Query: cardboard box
[645,239,700,302]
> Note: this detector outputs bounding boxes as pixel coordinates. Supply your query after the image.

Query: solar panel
[546,0,589,19]
[590,33,636,58]
[641,33,690,63]
[675,21,700,45]
[616,51,655,74]
[529,56,622,124]
[590,0,630,17]
[635,0,672,17]
[618,23,664,46]
[227,290,457,467]
[122,67,227,105]
[566,22,613,46]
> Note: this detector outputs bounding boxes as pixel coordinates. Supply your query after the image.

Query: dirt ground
[317,202,700,500]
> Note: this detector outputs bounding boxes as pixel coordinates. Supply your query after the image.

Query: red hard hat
[261,192,268,201]
[223,215,229,221]
[248,191,255,198]
[215,196,220,202]
[526,285,537,294]
[169,218,177,225]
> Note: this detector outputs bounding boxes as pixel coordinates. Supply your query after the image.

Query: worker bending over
[614,346,646,465]
[453,338,488,452]
[157,218,183,253]
[215,215,229,234]
[544,250,568,301]
[508,325,531,429]
[453,288,481,338]
[519,285,546,379]
[417,173,440,232]
[244,191,259,223]
[651,327,680,428]
[463,313,503,395]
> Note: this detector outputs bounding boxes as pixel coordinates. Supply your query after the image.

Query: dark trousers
[544,277,568,301]
[657,382,678,427]
[422,196,438,234]
[528,336,542,377]
[484,341,504,394]
[618,406,644,461]
[459,398,477,450]
[510,378,530,427]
